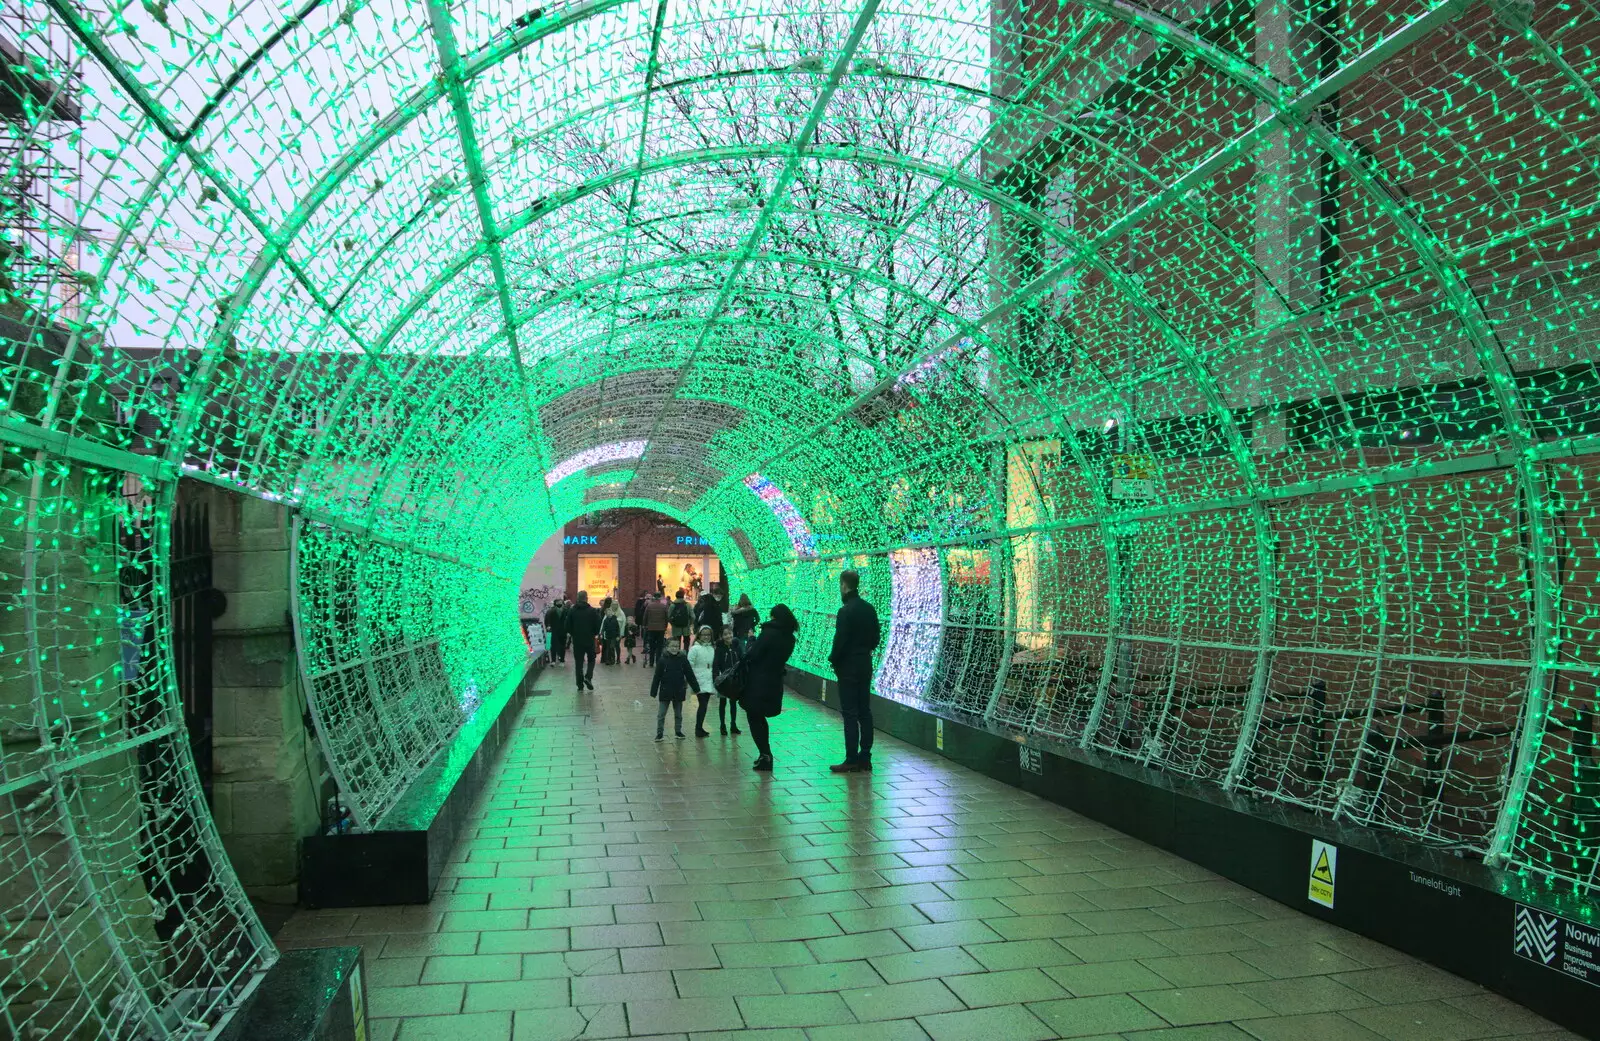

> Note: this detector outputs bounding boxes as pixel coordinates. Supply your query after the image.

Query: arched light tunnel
[3,0,1598,1033]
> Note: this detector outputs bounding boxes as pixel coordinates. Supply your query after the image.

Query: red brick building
[562,509,723,615]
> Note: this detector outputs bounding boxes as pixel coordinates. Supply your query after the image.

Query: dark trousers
[838,672,873,763]
[747,713,772,758]
[574,644,596,687]
[718,693,740,730]
[550,633,567,662]
[645,631,665,665]
[694,692,711,733]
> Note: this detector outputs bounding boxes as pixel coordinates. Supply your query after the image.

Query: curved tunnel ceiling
[6,0,1600,1028]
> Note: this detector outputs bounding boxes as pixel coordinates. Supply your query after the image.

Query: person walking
[695,590,725,642]
[634,591,649,632]
[829,569,882,773]
[713,627,743,736]
[730,594,759,652]
[668,591,694,651]
[687,626,717,737]
[740,604,799,772]
[567,590,602,691]
[623,619,639,664]
[649,638,699,740]
[601,598,625,665]
[642,592,669,667]
[544,598,568,664]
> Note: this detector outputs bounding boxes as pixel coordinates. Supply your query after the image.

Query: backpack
[670,601,691,628]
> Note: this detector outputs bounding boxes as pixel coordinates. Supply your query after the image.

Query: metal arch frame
[422,0,550,516]
[339,299,968,546]
[184,8,1129,444]
[133,11,1020,427]
[45,0,1570,873]
[597,0,884,493]
[294,241,1010,521]
[54,0,1460,473]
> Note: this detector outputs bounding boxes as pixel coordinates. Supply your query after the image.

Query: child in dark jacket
[623,621,638,664]
[714,628,743,735]
[649,641,700,740]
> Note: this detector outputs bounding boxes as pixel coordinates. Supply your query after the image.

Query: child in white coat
[687,626,717,738]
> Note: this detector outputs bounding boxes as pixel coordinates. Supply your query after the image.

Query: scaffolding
[0,0,83,324]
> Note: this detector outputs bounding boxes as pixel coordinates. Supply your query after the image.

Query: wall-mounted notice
[1514,904,1600,988]
[935,718,944,751]
[1020,745,1042,774]
[1308,840,1336,909]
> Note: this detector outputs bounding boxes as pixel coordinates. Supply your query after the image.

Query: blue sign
[676,535,711,546]
[564,535,598,545]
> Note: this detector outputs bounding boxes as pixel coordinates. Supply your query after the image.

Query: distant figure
[649,638,699,741]
[829,569,881,773]
[642,592,670,667]
[601,598,625,665]
[668,591,694,650]
[695,590,724,641]
[740,604,799,773]
[567,591,602,692]
[623,619,638,665]
[544,598,568,663]
[730,594,759,651]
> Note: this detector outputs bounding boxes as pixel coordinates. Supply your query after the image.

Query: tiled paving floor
[277,662,1582,1041]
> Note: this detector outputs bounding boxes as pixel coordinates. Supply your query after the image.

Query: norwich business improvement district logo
[1514,905,1560,965]
[1511,901,1600,989]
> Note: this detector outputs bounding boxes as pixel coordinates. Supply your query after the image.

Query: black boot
[752,755,772,772]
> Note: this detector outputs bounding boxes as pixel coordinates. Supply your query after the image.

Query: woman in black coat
[695,592,725,641]
[739,604,799,772]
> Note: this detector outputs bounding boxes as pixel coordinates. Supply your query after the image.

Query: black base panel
[299,659,546,908]
[218,946,365,1041]
[787,670,1599,1040]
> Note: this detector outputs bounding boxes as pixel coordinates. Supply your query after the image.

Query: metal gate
[169,498,219,800]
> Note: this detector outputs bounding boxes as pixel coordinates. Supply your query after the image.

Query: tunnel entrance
[558,508,723,608]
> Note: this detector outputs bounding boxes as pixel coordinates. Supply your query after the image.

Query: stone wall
[194,484,327,905]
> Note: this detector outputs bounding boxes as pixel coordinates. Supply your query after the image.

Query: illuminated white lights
[544,440,649,487]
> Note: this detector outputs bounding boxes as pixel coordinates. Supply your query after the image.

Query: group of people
[547,571,882,774]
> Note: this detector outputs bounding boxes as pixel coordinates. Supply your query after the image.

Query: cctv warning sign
[1308,840,1336,909]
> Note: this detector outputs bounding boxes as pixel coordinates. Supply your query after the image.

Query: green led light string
[5,0,1600,1032]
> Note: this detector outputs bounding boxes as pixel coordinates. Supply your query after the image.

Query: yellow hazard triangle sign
[1308,840,1337,908]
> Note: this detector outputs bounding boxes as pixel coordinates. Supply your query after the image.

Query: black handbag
[714,661,747,700]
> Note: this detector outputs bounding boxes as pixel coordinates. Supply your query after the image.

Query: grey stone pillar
[200,485,327,905]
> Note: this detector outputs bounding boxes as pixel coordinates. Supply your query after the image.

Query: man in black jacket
[544,599,568,663]
[829,569,881,773]
[566,591,602,691]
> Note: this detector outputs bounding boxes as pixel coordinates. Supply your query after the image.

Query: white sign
[1308,840,1336,908]
[1111,478,1157,500]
